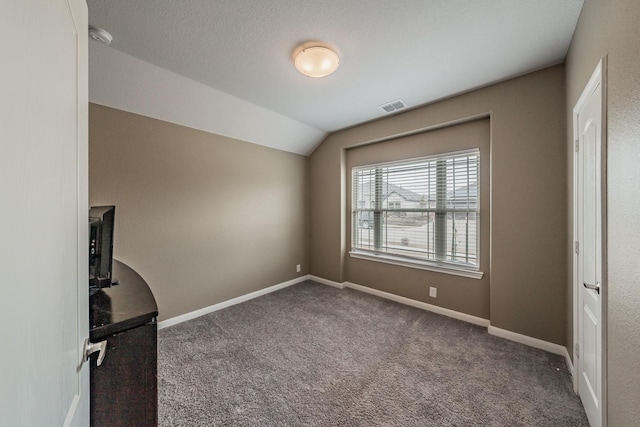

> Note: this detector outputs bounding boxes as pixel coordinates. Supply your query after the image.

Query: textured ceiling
[87,0,583,149]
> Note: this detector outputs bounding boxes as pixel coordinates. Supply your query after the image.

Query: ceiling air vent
[379,99,407,114]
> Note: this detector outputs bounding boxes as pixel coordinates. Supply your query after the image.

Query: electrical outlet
[429,287,437,298]
[296,264,301,273]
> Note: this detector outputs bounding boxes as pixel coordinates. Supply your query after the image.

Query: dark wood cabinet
[89,260,158,427]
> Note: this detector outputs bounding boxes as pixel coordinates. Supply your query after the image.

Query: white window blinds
[351,149,480,270]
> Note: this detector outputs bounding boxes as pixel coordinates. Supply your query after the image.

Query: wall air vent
[379,99,407,114]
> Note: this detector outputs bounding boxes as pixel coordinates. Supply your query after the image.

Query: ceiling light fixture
[294,44,340,78]
[88,26,113,45]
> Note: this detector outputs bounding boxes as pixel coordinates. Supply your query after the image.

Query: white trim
[343,281,490,327]
[158,274,572,374]
[308,275,346,289]
[488,326,567,356]
[563,346,575,378]
[312,277,573,363]
[572,78,580,393]
[349,251,484,279]
[157,275,310,329]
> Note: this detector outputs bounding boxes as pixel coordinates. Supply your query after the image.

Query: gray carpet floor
[158,280,589,426]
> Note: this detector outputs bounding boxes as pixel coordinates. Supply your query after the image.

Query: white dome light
[294,46,340,78]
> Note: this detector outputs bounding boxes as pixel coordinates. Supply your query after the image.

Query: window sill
[349,251,484,280]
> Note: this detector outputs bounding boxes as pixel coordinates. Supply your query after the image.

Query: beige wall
[89,104,309,321]
[566,0,640,424]
[345,119,491,319]
[310,65,567,344]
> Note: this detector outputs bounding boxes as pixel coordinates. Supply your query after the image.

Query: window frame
[349,148,483,279]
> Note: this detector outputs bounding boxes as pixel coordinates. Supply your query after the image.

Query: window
[351,149,480,274]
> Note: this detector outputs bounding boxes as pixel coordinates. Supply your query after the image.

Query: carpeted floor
[158,280,589,426]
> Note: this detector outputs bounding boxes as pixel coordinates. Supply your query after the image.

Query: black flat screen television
[89,205,116,295]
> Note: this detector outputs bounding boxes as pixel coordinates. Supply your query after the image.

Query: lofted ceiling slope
[87,0,584,155]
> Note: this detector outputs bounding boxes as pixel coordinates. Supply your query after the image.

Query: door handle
[583,282,601,294]
[84,339,107,366]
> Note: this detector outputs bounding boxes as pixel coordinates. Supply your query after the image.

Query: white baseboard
[310,276,572,363]
[308,275,345,289]
[488,326,574,376]
[488,326,567,357]
[157,275,311,329]
[159,274,573,371]
[343,281,490,327]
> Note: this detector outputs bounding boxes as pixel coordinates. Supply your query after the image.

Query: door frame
[572,57,608,426]
[66,0,90,424]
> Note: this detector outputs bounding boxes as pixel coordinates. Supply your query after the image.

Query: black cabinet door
[90,323,157,427]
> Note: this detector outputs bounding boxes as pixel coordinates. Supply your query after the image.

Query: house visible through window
[351,149,480,272]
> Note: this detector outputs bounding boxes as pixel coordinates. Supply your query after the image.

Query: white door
[0,0,89,426]
[574,61,605,427]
